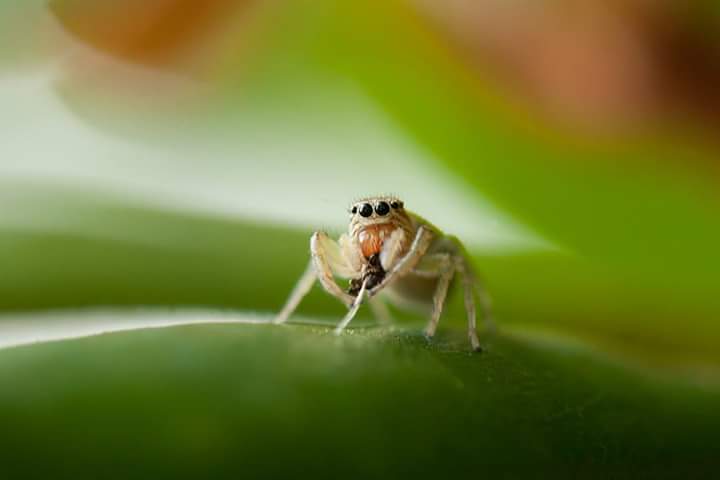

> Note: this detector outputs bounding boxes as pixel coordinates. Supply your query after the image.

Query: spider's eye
[359,203,373,217]
[351,206,357,214]
[390,201,400,209]
[375,201,390,216]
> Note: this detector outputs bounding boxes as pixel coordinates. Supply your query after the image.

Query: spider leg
[454,254,482,352]
[311,231,356,306]
[415,253,454,338]
[334,277,369,335]
[410,252,451,278]
[274,232,356,324]
[446,235,493,350]
[368,297,394,325]
[475,273,496,334]
[368,226,434,297]
[339,233,363,273]
[379,228,406,271]
[274,260,316,324]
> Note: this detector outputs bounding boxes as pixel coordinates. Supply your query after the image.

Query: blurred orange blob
[415,0,720,133]
[50,0,249,68]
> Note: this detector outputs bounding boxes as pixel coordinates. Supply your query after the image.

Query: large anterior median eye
[375,201,390,216]
[360,203,374,217]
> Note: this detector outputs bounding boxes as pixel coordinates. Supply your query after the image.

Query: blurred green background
[1,0,720,477]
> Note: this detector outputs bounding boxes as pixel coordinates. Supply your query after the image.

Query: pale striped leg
[369,298,394,326]
[425,263,455,338]
[310,232,355,306]
[275,232,355,325]
[456,256,481,351]
[274,261,316,324]
[334,278,369,335]
[475,274,496,334]
[368,226,433,297]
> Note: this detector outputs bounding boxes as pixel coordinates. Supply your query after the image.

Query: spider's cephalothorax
[275,196,494,351]
[348,196,414,260]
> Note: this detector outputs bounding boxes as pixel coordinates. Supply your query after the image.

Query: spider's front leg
[333,229,411,335]
[333,276,370,335]
[368,226,434,297]
[274,232,357,324]
[311,232,358,306]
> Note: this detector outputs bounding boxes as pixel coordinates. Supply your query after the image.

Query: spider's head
[348,196,408,227]
[347,197,413,259]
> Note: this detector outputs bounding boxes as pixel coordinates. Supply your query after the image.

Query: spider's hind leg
[454,254,482,352]
[475,273,496,334]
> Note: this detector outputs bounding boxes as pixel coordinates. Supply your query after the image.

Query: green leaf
[0,322,717,478]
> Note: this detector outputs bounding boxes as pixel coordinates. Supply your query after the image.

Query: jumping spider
[275,196,494,351]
